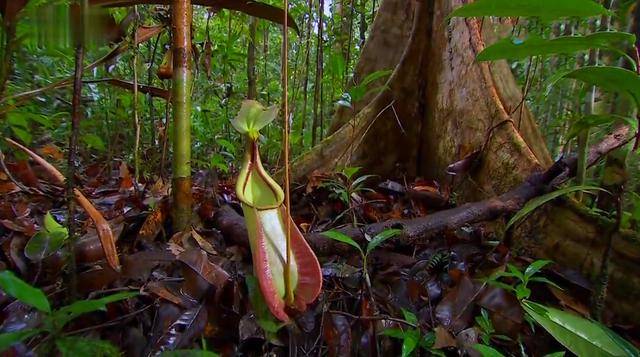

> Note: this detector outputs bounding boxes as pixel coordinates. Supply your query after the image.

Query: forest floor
[0,154,639,356]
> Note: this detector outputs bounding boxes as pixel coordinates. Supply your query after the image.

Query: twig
[327,310,417,328]
[65,304,153,335]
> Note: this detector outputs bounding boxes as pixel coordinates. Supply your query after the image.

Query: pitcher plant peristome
[232,100,322,322]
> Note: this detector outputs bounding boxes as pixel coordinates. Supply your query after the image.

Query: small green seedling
[322,228,401,287]
[320,166,376,225]
[485,260,560,300]
[0,270,136,355]
[381,309,445,357]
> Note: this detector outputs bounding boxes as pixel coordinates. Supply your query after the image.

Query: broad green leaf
[544,353,566,357]
[43,212,67,235]
[567,114,638,140]
[161,351,220,357]
[473,344,506,357]
[0,271,50,313]
[82,133,106,152]
[477,32,635,61]
[524,260,552,279]
[321,230,363,254]
[366,229,402,255]
[449,0,608,20]
[419,331,436,349]
[11,126,32,145]
[562,66,640,107]
[401,308,419,325]
[56,337,120,357]
[341,167,361,180]
[53,291,137,327]
[522,301,639,357]
[401,329,420,357]
[515,284,532,300]
[0,329,40,352]
[381,328,406,339]
[506,186,608,230]
[24,230,67,261]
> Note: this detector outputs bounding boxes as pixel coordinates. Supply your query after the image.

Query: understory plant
[0,270,136,355]
[480,260,639,356]
[321,166,376,225]
[232,100,322,322]
[321,228,401,287]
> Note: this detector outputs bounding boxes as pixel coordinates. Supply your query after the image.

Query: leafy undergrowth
[0,158,638,356]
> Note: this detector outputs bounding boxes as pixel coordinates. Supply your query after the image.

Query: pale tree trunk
[291,0,640,321]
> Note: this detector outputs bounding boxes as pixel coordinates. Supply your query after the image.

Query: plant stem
[66,0,87,300]
[592,191,623,320]
[171,0,193,232]
[133,5,141,184]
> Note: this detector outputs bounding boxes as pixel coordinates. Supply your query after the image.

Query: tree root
[216,126,633,257]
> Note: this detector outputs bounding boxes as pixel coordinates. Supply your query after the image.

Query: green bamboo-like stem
[171,0,193,231]
[133,5,141,184]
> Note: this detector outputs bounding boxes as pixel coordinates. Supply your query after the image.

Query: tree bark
[289,0,640,322]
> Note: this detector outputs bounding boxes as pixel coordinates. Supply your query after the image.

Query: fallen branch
[214,126,633,256]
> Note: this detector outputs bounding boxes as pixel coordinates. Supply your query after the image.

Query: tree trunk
[291,0,640,322]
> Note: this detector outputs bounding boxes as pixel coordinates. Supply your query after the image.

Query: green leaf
[245,275,285,334]
[449,0,608,20]
[82,133,106,152]
[216,138,236,155]
[522,300,640,357]
[419,331,436,349]
[53,291,137,327]
[477,32,635,61]
[56,337,120,357]
[24,230,67,261]
[0,270,50,313]
[529,277,564,290]
[341,167,361,180]
[473,344,507,357]
[161,350,220,357]
[381,328,406,339]
[0,329,40,352]
[543,353,566,357]
[360,69,393,87]
[401,329,420,357]
[524,260,552,279]
[506,185,608,230]
[401,308,419,325]
[515,284,532,300]
[567,114,638,140]
[43,212,66,235]
[11,126,32,145]
[366,229,402,255]
[561,66,640,107]
[321,230,363,254]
